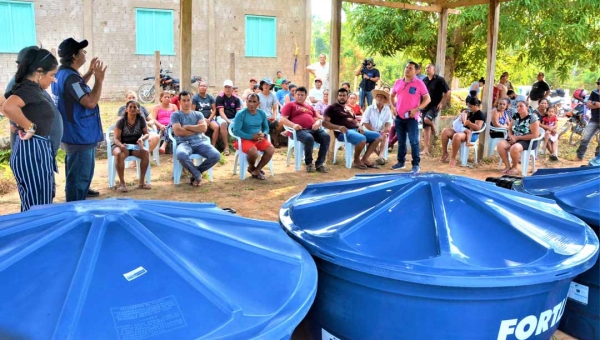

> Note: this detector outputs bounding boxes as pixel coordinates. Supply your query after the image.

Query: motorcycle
[137,64,201,104]
[558,100,592,146]
[548,88,566,116]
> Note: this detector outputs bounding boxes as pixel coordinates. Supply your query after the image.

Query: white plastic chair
[487,126,508,157]
[361,124,389,161]
[332,130,355,169]
[228,124,274,180]
[499,129,545,176]
[284,126,321,171]
[106,125,151,188]
[446,123,486,166]
[168,127,213,184]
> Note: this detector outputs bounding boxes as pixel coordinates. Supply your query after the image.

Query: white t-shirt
[257,91,278,118]
[307,62,330,89]
[362,104,393,132]
[309,87,324,104]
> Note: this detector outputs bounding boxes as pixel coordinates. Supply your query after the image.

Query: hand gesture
[311,121,320,131]
[94,60,107,82]
[120,144,128,153]
[339,126,348,134]
[294,124,302,131]
[88,57,99,74]
[363,74,369,79]
[137,138,144,148]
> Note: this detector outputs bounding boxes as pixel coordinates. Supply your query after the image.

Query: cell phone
[404,112,409,119]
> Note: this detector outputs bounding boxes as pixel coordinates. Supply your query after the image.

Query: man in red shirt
[280,86,330,172]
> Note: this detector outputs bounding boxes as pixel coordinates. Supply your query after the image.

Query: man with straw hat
[362,89,393,165]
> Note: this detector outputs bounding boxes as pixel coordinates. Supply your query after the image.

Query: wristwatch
[26,122,37,133]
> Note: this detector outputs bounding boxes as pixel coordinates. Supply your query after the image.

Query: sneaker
[87,189,100,197]
[410,165,420,173]
[375,157,386,166]
[391,163,406,170]
[549,155,559,162]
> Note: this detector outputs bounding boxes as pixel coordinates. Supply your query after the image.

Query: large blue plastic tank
[280,173,598,340]
[517,167,600,340]
[0,199,317,340]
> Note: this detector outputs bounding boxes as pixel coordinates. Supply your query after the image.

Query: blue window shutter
[245,16,276,57]
[0,1,36,53]
[136,8,174,55]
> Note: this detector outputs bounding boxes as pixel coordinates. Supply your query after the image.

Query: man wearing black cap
[52,37,107,201]
[355,58,380,110]
[576,77,600,161]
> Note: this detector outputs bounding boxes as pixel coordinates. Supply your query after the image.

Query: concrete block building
[0,0,312,98]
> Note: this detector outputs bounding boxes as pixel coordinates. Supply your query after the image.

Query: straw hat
[372,89,390,102]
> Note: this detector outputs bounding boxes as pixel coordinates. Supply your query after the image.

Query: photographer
[355,58,380,110]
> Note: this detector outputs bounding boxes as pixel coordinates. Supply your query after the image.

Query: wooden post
[481,0,500,158]
[304,0,312,86]
[155,51,161,104]
[304,54,310,87]
[435,9,448,78]
[229,52,235,84]
[50,48,56,57]
[179,0,192,92]
[435,8,449,128]
[329,0,342,101]
[327,0,342,163]
[208,0,216,90]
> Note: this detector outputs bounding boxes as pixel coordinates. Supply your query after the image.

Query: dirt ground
[0,142,590,218]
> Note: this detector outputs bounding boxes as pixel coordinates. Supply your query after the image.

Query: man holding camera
[355,58,380,110]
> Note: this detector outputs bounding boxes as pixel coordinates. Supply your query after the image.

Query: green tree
[345,0,600,84]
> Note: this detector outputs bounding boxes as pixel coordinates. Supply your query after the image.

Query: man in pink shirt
[390,61,431,173]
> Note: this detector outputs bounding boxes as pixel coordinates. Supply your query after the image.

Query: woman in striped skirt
[2,48,58,211]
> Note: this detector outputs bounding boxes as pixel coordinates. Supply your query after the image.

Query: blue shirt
[276,89,290,106]
[170,110,208,143]
[232,108,269,140]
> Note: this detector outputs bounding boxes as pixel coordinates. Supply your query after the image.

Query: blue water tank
[280,173,598,340]
[0,199,317,340]
[517,167,600,340]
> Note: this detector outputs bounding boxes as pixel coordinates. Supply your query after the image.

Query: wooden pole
[481,0,500,158]
[304,54,310,87]
[208,0,216,91]
[435,8,449,128]
[327,0,342,163]
[179,0,192,92]
[155,51,161,105]
[229,53,235,84]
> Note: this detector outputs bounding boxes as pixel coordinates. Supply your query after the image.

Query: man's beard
[338,99,347,105]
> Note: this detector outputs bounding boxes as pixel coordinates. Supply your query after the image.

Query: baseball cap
[223,79,234,87]
[596,77,600,84]
[58,38,89,58]
[281,79,290,84]
[314,78,323,83]
[16,46,40,64]
[249,78,257,83]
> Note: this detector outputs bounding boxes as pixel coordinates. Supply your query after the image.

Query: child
[452,110,474,147]
[542,106,559,161]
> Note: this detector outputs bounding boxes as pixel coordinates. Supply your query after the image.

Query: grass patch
[0,165,15,195]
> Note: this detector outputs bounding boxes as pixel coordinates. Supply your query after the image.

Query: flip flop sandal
[138,184,152,190]
[251,173,267,180]
[366,163,380,169]
[353,164,368,170]
[117,185,128,193]
[247,168,265,176]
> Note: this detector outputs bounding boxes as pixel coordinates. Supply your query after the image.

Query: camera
[362,59,369,67]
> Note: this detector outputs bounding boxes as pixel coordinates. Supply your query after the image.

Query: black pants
[295,129,330,166]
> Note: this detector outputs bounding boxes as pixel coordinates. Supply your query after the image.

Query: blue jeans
[65,147,95,202]
[576,120,600,159]
[296,128,330,166]
[359,88,373,110]
[396,118,420,166]
[176,139,221,180]
[337,129,380,145]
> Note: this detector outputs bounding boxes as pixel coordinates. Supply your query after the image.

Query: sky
[312,0,331,20]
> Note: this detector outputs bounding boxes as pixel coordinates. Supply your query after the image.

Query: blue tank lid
[0,199,317,340]
[280,173,599,288]
[516,166,600,227]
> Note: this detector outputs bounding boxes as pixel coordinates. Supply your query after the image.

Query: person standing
[306,54,330,89]
[355,57,380,110]
[421,63,450,156]
[2,49,59,211]
[390,62,431,173]
[466,77,485,104]
[576,77,600,161]
[52,38,106,202]
[527,72,551,110]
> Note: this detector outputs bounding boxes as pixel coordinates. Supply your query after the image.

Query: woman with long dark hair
[2,48,58,211]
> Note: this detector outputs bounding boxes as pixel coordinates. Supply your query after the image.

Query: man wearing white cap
[215,79,241,155]
[309,78,325,106]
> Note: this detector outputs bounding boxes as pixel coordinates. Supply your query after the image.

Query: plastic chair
[228,124,274,180]
[168,127,214,184]
[284,126,321,171]
[106,125,151,188]
[332,130,355,169]
[499,129,545,176]
[446,123,487,166]
[361,125,389,161]
[487,126,508,157]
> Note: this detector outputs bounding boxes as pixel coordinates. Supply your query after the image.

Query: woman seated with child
[440,97,485,166]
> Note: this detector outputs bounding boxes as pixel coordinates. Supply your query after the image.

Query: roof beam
[442,0,510,9]
[345,0,460,14]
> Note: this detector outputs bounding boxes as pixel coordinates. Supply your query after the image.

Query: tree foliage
[345,0,600,85]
